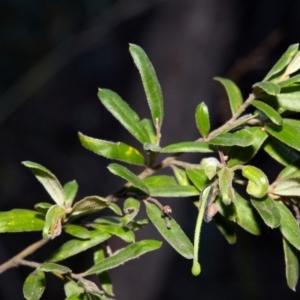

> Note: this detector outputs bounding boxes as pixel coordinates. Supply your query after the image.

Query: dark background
[0,0,300,299]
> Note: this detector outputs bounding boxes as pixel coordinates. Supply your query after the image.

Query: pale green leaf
[139,118,156,145]
[84,239,162,275]
[272,178,300,197]
[64,224,91,239]
[23,270,45,300]
[251,100,282,125]
[253,81,281,95]
[209,129,254,147]
[195,102,210,138]
[63,180,78,208]
[144,201,194,259]
[71,196,108,217]
[64,280,84,298]
[34,203,52,215]
[78,133,146,166]
[278,74,300,87]
[122,197,140,225]
[218,168,235,205]
[129,44,164,128]
[162,141,213,153]
[22,161,64,207]
[172,166,191,186]
[40,262,71,274]
[43,205,65,239]
[186,169,209,191]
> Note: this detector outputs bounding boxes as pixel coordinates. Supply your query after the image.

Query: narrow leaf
[218,168,235,205]
[47,230,111,262]
[275,86,300,112]
[209,129,254,147]
[272,178,300,197]
[78,133,146,166]
[40,262,71,274]
[234,193,261,235]
[71,196,108,217]
[23,270,45,300]
[64,180,78,208]
[276,201,300,251]
[285,51,300,75]
[0,209,44,232]
[84,239,162,275]
[214,77,243,115]
[253,81,281,95]
[64,224,91,239]
[251,196,281,228]
[283,237,299,291]
[251,100,282,125]
[108,163,149,194]
[278,74,300,87]
[263,44,299,81]
[22,161,64,206]
[122,197,140,225]
[162,141,213,153]
[98,89,149,143]
[227,126,268,167]
[43,205,65,239]
[34,203,52,215]
[129,44,164,128]
[139,118,156,145]
[195,102,210,138]
[172,166,191,186]
[144,175,178,187]
[186,169,209,191]
[144,201,194,259]
[213,214,236,244]
[265,119,300,152]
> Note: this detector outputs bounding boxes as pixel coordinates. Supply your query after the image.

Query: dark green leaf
[84,239,162,275]
[64,224,91,239]
[22,161,64,207]
[227,126,268,167]
[47,230,111,262]
[63,180,78,208]
[218,167,235,205]
[283,237,299,291]
[186,169,209,191]
[91,224,135,243]
[265,118,300,152]
[122,198,140,225]
[23,270,45,300]
[78,133,146,166]
[213,213,236,244]
[40,262,71,274]
[276,201,300,251]
[43,205,65,239]
[144,201,194,259]
[253,81,281,95]
[263,44,299,81]
[108,163,149,194]
[264,136,300,166]
[71,196,108,217]
[162,141,213,153]
[209,129,254,147]
[251,196,281,228]
[195,102,210,138]
[272,178,300,197]
[129,44,164,128]
[98,89,149,143]
[234,193,261,235]
[251,100,282,125]
[0,209,44,233]
[214,77,243,115]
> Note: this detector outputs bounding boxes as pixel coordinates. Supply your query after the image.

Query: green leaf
[107,202,123,216]
[64,224,91,239]
[40,262,71,274]
[251,196,281,228]
[143,143,162,152]
[94,247,114,296]
[139,118,156,145]
[129,44,164,129]
[71,196,108,217]
[98,89,149,143]
[195,102,210,138]
[162,141,213,153]
[227,126,268,167]
[272,178,300,197]
[265,119,300,152]
[276,201,300,250]
[218,167,235,205]
[186,169,209,191]
[251,100,282,125]
[264,136,300,166]
[47,230,111,262]
[91,224,135,243]
[213,214,236,244]
[34,203,52,215]
[77,278,105,298]
[23,270,45,300]
[172,166,191,186]
[200,157,220,180]
[278,74,300,87]
[234,193,261,235]
[242,165,269,198]
[285,51,300,76]
[22,161,65,207]
[263,44,299,81]
[64,180,78,208]
[78,133,146,166]
[144,175,178,187]
[276,86,300,112]
[283,237,299,291]
[215,196,236,221]
[108,163,149,194]
[144,201,194,259]
[278,158,300,179]
[64,280,84,298]
[122,197,140,225]
[209,129,254,147]
[43,205,66,239]
[214,77,243,115]
[0,209,44,232]
[83,239,162,276]
[253,81,281,95]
